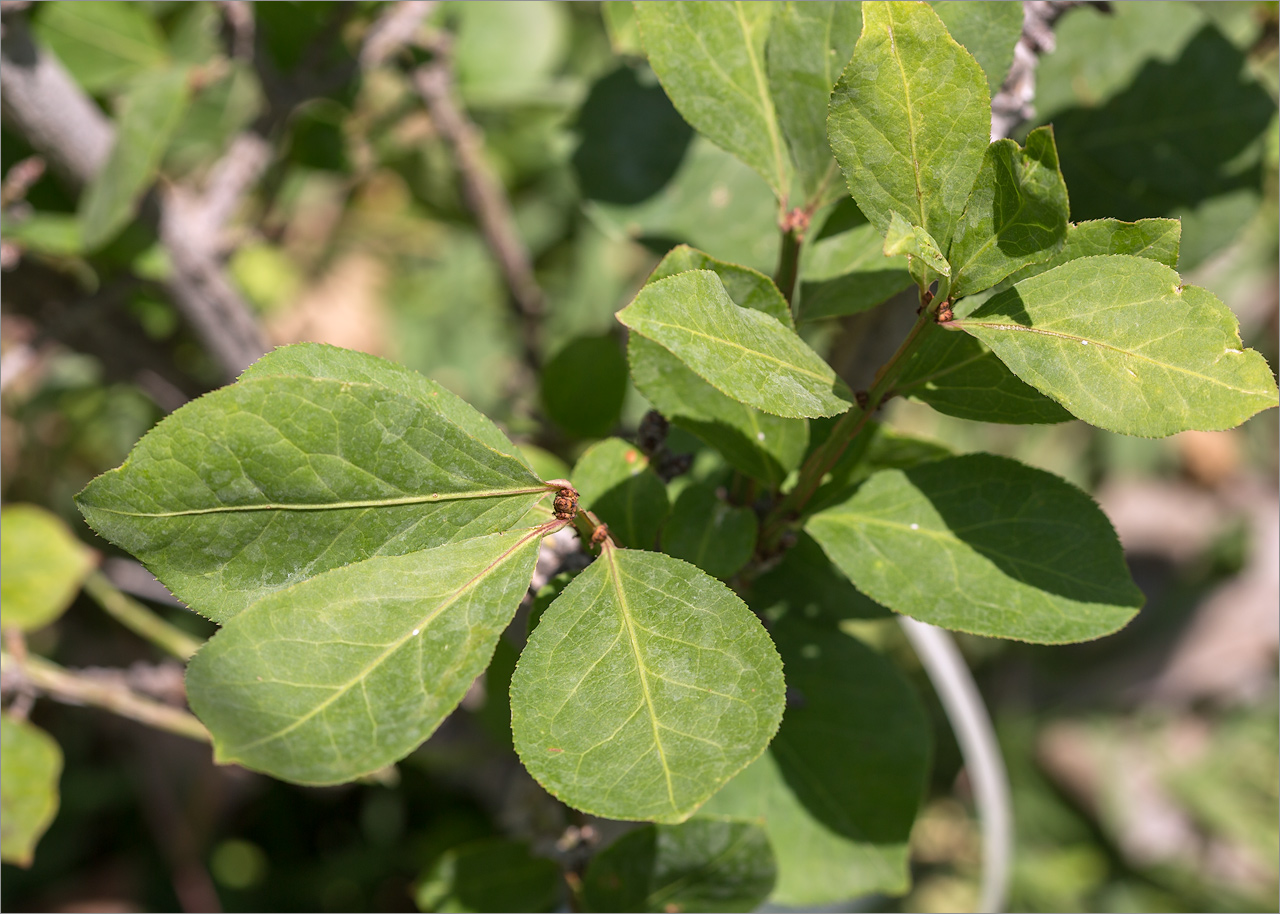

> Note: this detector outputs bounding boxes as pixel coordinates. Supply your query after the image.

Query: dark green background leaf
[414,838,561,913]
[660,483,757,580]
[541,334,628,439]
[572,438,669,550]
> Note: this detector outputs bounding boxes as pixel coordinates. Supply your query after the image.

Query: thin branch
[0,14,267,382]
[83,571,203,661]
[360,0,435,70]
[410,38,546,370]
[1,650,211,743]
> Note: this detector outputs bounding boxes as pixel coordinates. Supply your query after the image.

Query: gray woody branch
[0,14,268,382]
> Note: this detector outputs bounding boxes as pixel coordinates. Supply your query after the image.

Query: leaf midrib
[225,528,541,756]
[884,4,927,230]
[87,486,551,518]
[605,546,677,811]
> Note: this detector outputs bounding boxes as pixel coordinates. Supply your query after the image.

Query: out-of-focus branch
[0,14,267,382]
[991,1,1111,141]
[408,34,546,369]
[1,650,210,743]
[360,0,434,70]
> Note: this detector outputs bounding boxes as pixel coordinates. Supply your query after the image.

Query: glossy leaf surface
[828,1,990,250]
[582,820,775,913]
[948,127,1070,298]
[634,2,791,200]
[807,454,1144,643]
[955,257,1280,436]
[77,345,547,623]
[0,715,62,868]
[1004,218,1181,286]
[186,529,541,785]
[699,619,930,904]
[617,271,854,418]
[511,548,784,823]
[0,505,95,632]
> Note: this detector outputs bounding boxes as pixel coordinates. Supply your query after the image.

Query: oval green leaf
[510,547,785,823]
[617,271,854,419]
[1,505,95,632]
[77,346,548,623]
[649,244,793,328]
[828,1,990,251]
[954,256,1280,436]
[186,528,542,785]
[1003,217,1182,286]
[698,619,930,905]
[582,820,776,913]
[805,454,1145,643]
[415,838,562,914]
[634,1,792,201]
[1,714,63,868]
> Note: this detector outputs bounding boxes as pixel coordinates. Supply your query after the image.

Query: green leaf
[649,244,793,328]
[948,127,1071,298]
[931,1,1024,95]
[634,2,792,201]
[186,529,542,785]
[883,211,949,278]
[582,820,775,913]
[828,1,990,251]
[765,1,863,202]
[572,438,669,550]
[76,345,548,623]
[660,484,757,580]
[0,715,63,868]
[32,0,168,93]
[806,454,1144,643]
[0,505,95,632]
[808,419,956,513]
[617,271,854,419]
[749,532,889,624]
[628,337,807,489]
[1004,218,1182,286]
[449,0,570,107]
[602,2,644,57]
[895,325,1073,425]
[414,838,561,913]
[699,619,930,905]
[953,256,1280,437]
[797,202,913,321]
[541,334,628,439]
[510,547,785,823]
[79,66,190,251]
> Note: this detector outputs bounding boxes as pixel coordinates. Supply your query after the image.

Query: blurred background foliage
[1,1,1276,911]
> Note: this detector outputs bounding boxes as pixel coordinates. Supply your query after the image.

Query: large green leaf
[648,244,792,328]
[765,1,863,202]
[572,438,669,550]
[635,2,792,201]
[1003,218,1181,286]
[806,454,1144,643]
[582,820,775,913]
[79,66,190,251]
[660,483,757,580]
[797,201,913,321]
[931,1,1024,95]
[510,547,784,823]
[414,838,562,913]
[77,345,549,623]
[827,1,990,251]
[617,271,854,419]
[954,256,1280,437]
[628,337,807,488]
[699,619,930,905]
[948,127,1070,298]
[0,715,62,868]
[32,0,168,93]
[895,326,1072,425]
[0,505,95,633]
[186,529,541,785]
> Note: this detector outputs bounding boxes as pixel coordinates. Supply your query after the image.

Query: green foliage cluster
[3,1,1277,910]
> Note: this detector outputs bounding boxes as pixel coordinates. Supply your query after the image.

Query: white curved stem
[898,617,1013,913]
